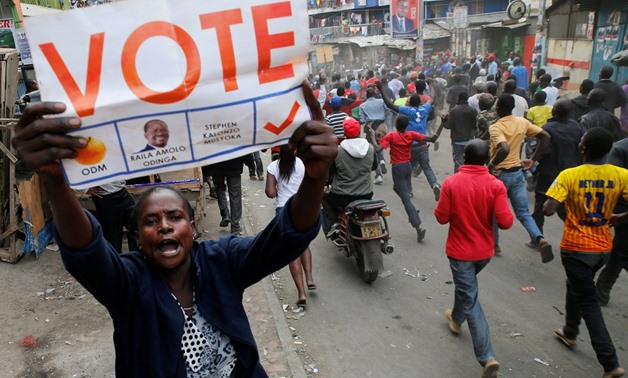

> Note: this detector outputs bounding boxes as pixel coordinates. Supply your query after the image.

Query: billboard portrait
[391,0,418,39]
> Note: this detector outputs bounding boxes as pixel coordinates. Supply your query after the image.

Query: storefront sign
[25,0,310,189]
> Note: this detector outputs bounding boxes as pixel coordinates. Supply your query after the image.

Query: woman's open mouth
[157,239,180,257]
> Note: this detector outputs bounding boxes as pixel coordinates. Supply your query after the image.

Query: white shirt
[512,94,529,117]
[542,86,559,106]
[468,93,481,113]
[266,158,305,208]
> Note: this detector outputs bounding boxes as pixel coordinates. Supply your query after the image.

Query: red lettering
[39,33,104,117]
[199,9,243,92]
[121,21,201,104]
[251,2,295,84]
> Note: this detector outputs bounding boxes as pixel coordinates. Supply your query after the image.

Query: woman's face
[136,190,195,270]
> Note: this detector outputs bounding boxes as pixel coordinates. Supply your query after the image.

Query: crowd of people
[310,57,628,378]
[12,46,628,376]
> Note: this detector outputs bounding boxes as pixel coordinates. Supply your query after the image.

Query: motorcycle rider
[322,117,376,238]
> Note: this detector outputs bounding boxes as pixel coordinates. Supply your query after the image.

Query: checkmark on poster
[263,101,300,135]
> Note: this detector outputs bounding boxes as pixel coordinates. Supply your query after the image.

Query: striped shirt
[326,112,348,138]
[546,163,628,252]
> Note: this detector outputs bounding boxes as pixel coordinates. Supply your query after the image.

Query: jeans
[493,170,543,246]
[392,162,421,227]
[375,150,385,177]
[385,108,394,133]
[532,191,566,235]
[410,143,438,188]
[596,222,628,305]
[212,174,242,231]
[449,257,495,365]
[248,151,264,178]
[561,250,619,372]
[451,142,468,173]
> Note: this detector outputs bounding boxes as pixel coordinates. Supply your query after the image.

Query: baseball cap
[331,96,342,110]
[342,117,360,138]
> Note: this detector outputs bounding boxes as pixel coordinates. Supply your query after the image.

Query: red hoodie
[434,165,513,261]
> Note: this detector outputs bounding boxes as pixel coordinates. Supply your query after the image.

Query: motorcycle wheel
[355,240,379,284]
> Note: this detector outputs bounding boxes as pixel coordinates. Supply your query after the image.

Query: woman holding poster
[11,83,337,377]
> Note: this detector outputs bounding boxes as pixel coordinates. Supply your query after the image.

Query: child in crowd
[526,91,553,128]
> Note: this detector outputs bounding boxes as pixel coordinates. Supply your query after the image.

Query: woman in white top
[266,145,316,308]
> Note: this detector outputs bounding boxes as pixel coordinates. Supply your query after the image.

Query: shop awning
[423,23,451,40]
[336,35,418,50]
[483,20,530,29]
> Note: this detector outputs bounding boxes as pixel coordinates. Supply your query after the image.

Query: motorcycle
[327,199,394,284]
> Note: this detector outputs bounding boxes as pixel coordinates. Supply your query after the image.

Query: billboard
[391,0,419,39]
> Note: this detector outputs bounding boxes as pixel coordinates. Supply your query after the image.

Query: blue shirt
[359,97,386,122]
[398,103,432,141]
[58,198,320,378]
[510,65,528,90]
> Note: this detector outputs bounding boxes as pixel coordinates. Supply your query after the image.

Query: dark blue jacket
[57,198,320,377]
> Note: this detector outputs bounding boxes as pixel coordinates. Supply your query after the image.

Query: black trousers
[92,188,136,252]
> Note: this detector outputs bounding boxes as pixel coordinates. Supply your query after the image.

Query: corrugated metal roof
[335,35,418,50]
[329,23,449,50]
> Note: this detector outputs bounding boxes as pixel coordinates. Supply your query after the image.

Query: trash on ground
[282,304,289,312]
[553,305,564,315]
[508,332,523,338]
[534,357,550,366]
[445,281,453,285]
[21,335,37,348]
[521,286,536,292]
[379,270,393,278]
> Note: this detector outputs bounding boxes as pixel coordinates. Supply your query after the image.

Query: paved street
[242,131,628,378]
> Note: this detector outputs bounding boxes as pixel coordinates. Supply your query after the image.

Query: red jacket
[434,165,513,260]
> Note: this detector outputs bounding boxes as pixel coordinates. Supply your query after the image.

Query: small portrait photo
[137,119,170,153]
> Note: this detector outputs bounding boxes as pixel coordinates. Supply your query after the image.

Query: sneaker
[219,216,230,227]
[603,367,625,378]
[538,238,554,263]
[249,175,257,180]
[526,174,536,192]
[326,224,339,239]
[416,226,426,242]
[525,240,538,249]
[432,184,441,201]
[554,328,577,348]
[379,160,387,174]
[494,245,502,256]
[482,359,500,378]
[258,175,264,181]
[231,226,243,235]
[373,175,383,184]
[444,309,461,334]
[434,141,440,151]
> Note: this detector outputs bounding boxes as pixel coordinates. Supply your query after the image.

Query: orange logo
[75,137,107,165]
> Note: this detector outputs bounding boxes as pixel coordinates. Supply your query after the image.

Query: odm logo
[75,137,107,165]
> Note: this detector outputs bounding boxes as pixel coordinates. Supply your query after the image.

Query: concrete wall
[545,38,593,90]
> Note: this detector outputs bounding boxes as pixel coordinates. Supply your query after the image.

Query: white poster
[25,0,310,189]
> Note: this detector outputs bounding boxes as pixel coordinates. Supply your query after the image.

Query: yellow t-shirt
[489,115,542,169]
[394,97,407,107]
[546,164,628,252]
[526,105,553,128]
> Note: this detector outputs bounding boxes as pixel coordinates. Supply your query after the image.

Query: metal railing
[310,23,390,43]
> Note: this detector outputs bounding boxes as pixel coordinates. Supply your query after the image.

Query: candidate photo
[136,119,170,153]
[391,0,416,34]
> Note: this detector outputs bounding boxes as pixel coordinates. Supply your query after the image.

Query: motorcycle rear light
[380,209,391,217]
